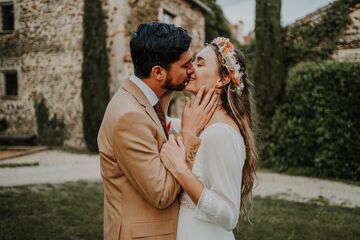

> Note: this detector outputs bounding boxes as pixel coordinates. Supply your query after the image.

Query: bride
[161,37,257,240]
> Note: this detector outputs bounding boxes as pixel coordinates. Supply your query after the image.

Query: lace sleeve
[193,124,246,231]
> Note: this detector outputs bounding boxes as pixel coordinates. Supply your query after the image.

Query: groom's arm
[113,111,197,209]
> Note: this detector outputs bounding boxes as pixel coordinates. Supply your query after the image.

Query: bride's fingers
[184,97,191,111]
[204,92,217,113]
[175,135,183,148]
[168,134,176,144]
[207,97,218,119]
[194,86,206,106]
[200,88,214,109]
[177,136,185,150]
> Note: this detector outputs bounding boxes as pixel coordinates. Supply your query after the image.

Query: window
[0,1,14,32]
[162,10,174,24]
[4,71,18,96]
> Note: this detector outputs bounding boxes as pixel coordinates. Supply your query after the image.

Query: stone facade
[288,3,360,62]
[0,0,84,148]
[0,0,209,149]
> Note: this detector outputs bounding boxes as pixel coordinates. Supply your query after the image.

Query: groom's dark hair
[130,22,192,79]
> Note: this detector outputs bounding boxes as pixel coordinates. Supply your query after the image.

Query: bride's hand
[160,135,189,178]
[181,86,218,136]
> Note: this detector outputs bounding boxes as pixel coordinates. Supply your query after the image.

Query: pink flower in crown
[211,37,245,95]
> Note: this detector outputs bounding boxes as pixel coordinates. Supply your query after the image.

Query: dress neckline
[205,122,243,138]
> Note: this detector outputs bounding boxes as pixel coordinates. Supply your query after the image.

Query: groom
[98,22,214,240]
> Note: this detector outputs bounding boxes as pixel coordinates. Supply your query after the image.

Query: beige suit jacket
[97,80,201,240]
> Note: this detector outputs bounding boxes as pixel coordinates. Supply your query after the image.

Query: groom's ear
[151,66,167,83]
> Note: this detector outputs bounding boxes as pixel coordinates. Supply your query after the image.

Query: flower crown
[211,37,245,95]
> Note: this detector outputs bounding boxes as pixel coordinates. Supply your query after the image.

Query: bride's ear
[215,76,231,88]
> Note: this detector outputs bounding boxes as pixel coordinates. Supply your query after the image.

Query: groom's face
[162,48,194,91]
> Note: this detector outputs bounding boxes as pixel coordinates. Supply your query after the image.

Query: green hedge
[261,61,360,181]
[35,97,65,146]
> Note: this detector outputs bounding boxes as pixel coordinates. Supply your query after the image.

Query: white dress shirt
[129,73,158,107]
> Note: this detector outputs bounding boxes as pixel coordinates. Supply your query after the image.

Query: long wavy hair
[210,44,258,221]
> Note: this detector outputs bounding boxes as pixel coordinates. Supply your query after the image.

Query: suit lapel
[122,80,167,139]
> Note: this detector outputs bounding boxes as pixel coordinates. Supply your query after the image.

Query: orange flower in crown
[211,37,245,95]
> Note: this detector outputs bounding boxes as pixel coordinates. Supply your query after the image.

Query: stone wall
[0,0,207,148]
[0,0,84,148]
[161,0,206,52]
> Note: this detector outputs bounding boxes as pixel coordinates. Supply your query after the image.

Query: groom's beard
[162,76,187,91]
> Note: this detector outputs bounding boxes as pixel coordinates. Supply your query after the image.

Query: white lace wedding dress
[168,118,246,240]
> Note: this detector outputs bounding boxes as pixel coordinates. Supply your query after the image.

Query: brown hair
[210,44,257,221]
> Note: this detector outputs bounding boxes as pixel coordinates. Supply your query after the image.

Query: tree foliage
[261,62,360,181]
[254,0,285,123]
[82,0,110,152]
[202,0,240,46]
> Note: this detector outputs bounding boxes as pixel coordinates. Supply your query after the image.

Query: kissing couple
[98,22,257,240]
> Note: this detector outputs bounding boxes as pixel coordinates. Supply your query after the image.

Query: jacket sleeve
[112,111,181,209]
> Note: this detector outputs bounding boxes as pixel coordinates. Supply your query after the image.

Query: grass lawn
[1,182,359,240]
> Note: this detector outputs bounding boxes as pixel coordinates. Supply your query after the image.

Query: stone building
[0,0,210,149]
[287,2,360,62]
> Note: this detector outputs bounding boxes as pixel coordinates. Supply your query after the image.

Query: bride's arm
[161,126,245,231]
[165,87,218,169]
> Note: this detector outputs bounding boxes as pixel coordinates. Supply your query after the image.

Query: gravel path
[1,150,359,208]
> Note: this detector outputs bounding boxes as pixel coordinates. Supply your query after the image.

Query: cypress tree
[81,0,110,152]
[254,0,285,123]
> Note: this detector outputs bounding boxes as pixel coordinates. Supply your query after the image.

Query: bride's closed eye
[196,60,205,67]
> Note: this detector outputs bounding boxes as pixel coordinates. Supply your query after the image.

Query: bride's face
[185,45,221,94]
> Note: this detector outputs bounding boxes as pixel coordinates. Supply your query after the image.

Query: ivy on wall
[82,0,110,152]
[284,0,359,67]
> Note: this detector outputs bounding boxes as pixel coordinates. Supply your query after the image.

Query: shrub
[35,97,65,146]
[261,61,360,181]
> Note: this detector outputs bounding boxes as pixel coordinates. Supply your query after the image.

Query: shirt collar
[129,73,159,107]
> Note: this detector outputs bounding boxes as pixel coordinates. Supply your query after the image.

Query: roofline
[287,4,330,28]
[186,0,212,14]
